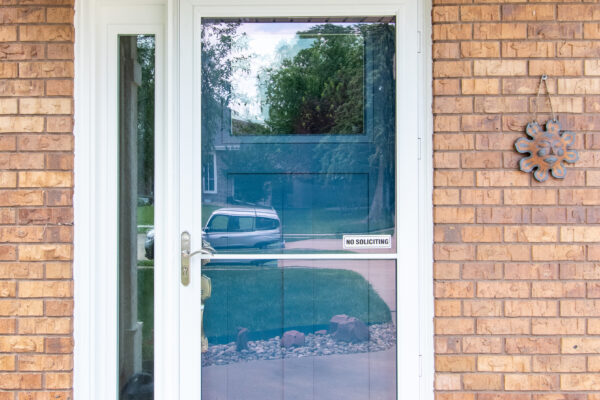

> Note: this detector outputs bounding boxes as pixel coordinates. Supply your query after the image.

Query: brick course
[434,0,600,398]
[0,1,74,398]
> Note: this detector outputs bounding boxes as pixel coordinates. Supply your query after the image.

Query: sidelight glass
[200,259,397,399]
[200,17,397,254]
[118,35,155,400]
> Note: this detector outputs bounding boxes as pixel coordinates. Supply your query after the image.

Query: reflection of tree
[201,22,396,232]
[201,22,245,155]
[202,23,244,106]
[137,36,155,198]
[367,23,396,230]
[313,24,396,230]
[261,24,363,135]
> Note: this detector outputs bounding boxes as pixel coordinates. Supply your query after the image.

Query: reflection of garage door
[229,173,370,234]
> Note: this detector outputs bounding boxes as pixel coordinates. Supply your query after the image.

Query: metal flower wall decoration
[515,119,578,182]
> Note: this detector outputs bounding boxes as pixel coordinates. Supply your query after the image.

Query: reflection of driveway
[202,348,396,400]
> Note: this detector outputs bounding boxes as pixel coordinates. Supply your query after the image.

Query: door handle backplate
[181,231,213,286]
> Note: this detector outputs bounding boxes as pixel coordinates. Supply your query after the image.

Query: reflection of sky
[230,23,354,123]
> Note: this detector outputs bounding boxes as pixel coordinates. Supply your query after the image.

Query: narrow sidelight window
[118,34,156,400]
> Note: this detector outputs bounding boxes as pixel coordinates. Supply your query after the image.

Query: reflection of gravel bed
[202,323,396,367]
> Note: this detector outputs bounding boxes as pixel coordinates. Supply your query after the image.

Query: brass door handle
[181,231,214,286]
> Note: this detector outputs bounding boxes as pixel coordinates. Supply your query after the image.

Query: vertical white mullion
[73,0,95,397]
[195,6,205,399]
[154,8,179,399]
[395,2,422,399]
[101,18,118,400]
[418,0,435,396]
[179,2,203,399]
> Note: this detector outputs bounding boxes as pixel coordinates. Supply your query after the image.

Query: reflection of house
[202,145,241,205]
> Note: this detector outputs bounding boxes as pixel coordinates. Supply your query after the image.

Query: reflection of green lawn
[137,204,392,235]
[202,266,391,342]
[137,205,154,232]
[138,265,154,362]
[137,204,221,232]
[201,204,221,226]
[137,263,392,360]
[280,208,367,234]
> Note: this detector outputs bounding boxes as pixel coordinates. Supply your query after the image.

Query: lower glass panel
[201,259,397,400]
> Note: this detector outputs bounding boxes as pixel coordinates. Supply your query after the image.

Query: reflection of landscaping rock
[329,314,349,333]
[330,315,369,343]
[121,372,153,400]
[281,330,305,348]
[202,322,396,367]
[315,330,327,335]
[236,328,249,351]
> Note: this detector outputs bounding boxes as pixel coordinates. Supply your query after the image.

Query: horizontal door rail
[198,253,400,260]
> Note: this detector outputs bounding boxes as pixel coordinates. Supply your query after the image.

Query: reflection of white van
[202,207,284,250]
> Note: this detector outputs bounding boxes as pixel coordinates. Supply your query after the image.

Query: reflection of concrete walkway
[137,233,147,260]
[202,348,396,400]
[278,258,397,324]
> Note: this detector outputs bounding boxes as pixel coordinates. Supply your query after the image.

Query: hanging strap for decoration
[516,73,578,182]
[532,74,556,123]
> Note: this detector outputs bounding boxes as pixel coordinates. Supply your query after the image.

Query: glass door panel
[193,14,400,400]
[201,259,397,400]
[200,18,396,254]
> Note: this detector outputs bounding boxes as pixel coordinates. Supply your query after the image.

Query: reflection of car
[202,207,284,250]
[145,229,154,259]
[144,207,284,260]
[137,196,153,206]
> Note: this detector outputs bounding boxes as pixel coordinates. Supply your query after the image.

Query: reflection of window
[207,214,256,232]
[208,215,228,231]
[256,217,279,230]
[231,216,254,232]
[202,153,217,193]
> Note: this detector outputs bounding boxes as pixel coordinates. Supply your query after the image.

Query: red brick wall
[433,1,600,399]
[5,0,600,398]
[0,1,74,399]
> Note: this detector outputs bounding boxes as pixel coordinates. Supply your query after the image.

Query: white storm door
[178,1,422,399]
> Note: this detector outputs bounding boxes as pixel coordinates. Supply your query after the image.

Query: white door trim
[418,0,434,397]
[73,0,433,399]
[73,2,176,399]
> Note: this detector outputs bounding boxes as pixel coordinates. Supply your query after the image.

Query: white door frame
[73,2,179,399]
[73,0,433,399]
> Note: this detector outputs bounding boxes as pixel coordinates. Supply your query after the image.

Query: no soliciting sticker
[342,235,392,249]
